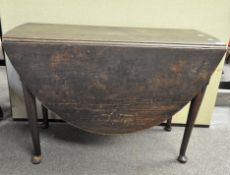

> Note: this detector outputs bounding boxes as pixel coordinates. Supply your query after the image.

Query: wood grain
[3,23,226,134]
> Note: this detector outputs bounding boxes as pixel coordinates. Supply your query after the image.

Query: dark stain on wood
[3,23,226,134]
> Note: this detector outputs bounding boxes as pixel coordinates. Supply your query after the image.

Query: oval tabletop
[3,23,226,134]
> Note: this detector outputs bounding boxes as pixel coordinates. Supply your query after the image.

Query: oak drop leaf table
[3,23,226,164]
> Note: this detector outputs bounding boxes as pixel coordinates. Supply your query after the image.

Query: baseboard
[159,123,209,128]
[13,118,210,128]
[13,118,65,123]
[0,60,5,66]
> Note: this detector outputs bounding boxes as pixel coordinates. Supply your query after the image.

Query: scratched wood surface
[3,23,226,134]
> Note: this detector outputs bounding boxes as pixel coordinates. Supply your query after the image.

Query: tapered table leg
[41,105,49,129]
[177,86,206,163]
[164,117,172,132]
[23,84,42,164]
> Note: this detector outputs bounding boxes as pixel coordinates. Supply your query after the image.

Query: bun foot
[165,118,172,132]
[41,122,49,129]
[177,155,187,163]
[164,125,172,132]
[31,155,42,164]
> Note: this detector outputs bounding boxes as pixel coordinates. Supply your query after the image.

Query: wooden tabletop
[3,23,226,134]
[4,23,225,47]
